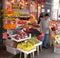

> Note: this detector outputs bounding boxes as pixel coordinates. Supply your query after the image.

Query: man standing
[40,13,50,48]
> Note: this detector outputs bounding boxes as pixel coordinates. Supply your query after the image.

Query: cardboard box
[54,42,60,54]
[54,46,60,54]
[6,46,19,55]
[5,39,17,48]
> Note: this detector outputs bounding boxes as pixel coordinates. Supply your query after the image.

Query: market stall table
[9,33,42,56]
[17,41,42,58]
[17,48,36,58]
[35,41,42,55]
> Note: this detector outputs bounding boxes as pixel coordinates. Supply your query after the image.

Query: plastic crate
[6,46,19,55]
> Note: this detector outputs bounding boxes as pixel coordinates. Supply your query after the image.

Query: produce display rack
[3,16,31,19]
[2,0,43,58]
[16,40,42,58]
[9,33,42,57]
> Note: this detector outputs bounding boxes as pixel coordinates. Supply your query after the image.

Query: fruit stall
[2,0,46,58]
[50,20,60,54]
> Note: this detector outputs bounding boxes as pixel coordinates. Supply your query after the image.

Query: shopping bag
[3,32,8,39]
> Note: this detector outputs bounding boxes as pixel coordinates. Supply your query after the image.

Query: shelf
[14,16,31,20]
[3,16,31,20]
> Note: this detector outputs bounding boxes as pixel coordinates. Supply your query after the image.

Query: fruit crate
[6,46,19,55]
[10,34,31,42]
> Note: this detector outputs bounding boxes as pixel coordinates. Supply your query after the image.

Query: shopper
[38,13,44,42]
[38,13,44,24]
[40,13,50,48]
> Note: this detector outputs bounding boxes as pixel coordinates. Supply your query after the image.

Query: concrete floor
[0,47,60,58]
[35,47,60,58]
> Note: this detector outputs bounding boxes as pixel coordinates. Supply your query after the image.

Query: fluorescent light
[47,9,50,13]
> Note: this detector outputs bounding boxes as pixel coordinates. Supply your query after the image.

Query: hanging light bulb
[41,5,44,7]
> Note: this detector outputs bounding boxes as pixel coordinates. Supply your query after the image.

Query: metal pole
[36,3,38,20]
[0,0,3,49]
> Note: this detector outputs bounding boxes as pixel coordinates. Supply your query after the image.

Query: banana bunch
[17,41,36,51]
[1,9,8,13]
[3,14,13,17]
[10,18,15,21]
[13,12,20,17]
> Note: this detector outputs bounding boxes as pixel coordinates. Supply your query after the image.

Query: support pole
[0,0,3,49]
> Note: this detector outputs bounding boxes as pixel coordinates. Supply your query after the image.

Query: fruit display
[32,24,40,28]
[29,17,37,23]
[28,36,40,45]
[12,30,29,40]
[3,23,16,30]
[50,20,55,26]
[24,24,33,29]
[2,9,20,17]
[13,12,20,17]
[12,3,19,9]
[3,13,13,17]
[3,10,14,17]
[1,9,8,13]
[17,41,36,51]
[51,25,58,31]
[18,20,27,24]
[55,35,60,44]
[3,18,16,29]
[3,12,20,17]
[3,18,15,21]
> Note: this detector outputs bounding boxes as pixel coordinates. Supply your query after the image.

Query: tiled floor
[0,47,60,58]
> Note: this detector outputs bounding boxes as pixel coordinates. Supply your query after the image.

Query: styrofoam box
[56,30,60,34]
[6,46,19,55]
[54,46,60,54]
